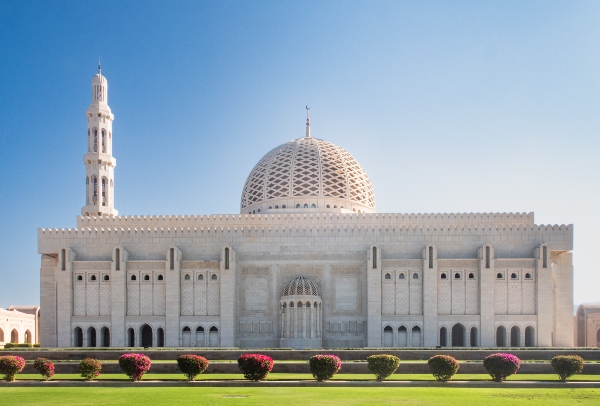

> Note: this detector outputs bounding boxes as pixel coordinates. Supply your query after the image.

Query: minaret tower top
[81,65,118,217]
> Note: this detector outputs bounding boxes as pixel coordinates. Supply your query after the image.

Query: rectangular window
[428,246,433,269]
[485,246,490,269]
[542,246,548,268]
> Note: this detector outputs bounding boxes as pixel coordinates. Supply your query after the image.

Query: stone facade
[575,305,600,347]
[38,69,574,349]
[0,307,39,345]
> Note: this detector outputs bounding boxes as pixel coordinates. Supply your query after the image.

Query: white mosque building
[38,68,574,348]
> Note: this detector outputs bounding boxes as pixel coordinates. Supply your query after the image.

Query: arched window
[413,273,419,279]
[77,275,83,281]
[511,273,518,279]
[24,330,32,344]
[87,326,96,347]
[92,176,98,204]
[143,274,150,281]
[311,204,316,208]
[525,273,532,279]
[183,326,191,332]
[275,205,279,209]
[157,274,163,281]
[454,273,461,279]
[93,128,98,152]
[211,274,217,280]
[101,178,106,206]
[184,274,190,281]
[399,273,405,280]
[398,326,408,347]
[90,275,97,281]
[525,326,535,347]
[103,274,110,281]
[101,129,106,153]
[282,204,286,208]
[268,206,272,209]
[384,273,391,280]
[304,203,308,208]
[383,326,393,347]
[157,327,165,347]
[101,326,110,347]
[210,326,218,332]
[326,204,330,208]
[440,273,447,279]
[510,326,521,347]
[411,326,422,347]
[496,273,504,279]
[196,326,205,332]
[131,275,137,281]
[296,204,301,208]
[470,327,478,347]
[468,273,475,279]
[198,274,204,281]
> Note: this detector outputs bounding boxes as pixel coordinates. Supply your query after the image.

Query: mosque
[38,68,574,348]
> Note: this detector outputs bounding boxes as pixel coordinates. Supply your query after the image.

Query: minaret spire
[305,105,311,138]
[82,65,117,217]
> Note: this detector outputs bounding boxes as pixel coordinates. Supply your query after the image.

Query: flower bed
[483,353,521,382]
[118,354,152,381]
[237,354,274,381]
[0,355,26,381]
[177,354,209,381]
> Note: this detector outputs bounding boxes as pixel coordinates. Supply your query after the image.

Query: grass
[12,373,600,381]
[1,387,599,405]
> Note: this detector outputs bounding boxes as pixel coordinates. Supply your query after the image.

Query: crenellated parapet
[76,211,536,229]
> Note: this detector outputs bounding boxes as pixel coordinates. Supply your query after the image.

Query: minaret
[81,63,118,216]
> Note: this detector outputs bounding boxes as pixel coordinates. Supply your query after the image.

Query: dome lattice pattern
[282,276,320,297]
[240,137,375,211]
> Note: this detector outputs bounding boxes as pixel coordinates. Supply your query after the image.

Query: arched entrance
[157,328,165,347]
[140,324,153,347]
[496,326,507,347]
[87,327,96,347]
[24,330,32,344]
[383,326,393,347]
[101,327,110,347]
[127,328,135,347]
[0,328,4,342]
[470,327,478,347]
[439,327,447,347]
[398,326,407,347]
[74,327,83,347]
[510,326,521,347]
[10,329,18,343]
[195,326,205,347]
[451,324,465,347]
[209,326,219,347]
[411,326,422,347]
[182,326,191,347]
[525,326,535,347]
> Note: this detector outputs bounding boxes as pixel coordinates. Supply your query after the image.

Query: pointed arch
[127,327,135,347]
[451,323,465,347]
[510,325,521,347]
[525,326,535,347]
[73,327,83,347]
[383,325,393,347]
[24,330,32,344]
[496,325,507,347]
[101,326,110,347]
[140,324,153,347]
[411,326,422,347]
[157,327,165,347]
[470,327,479,347]
[439,327,448,347]
[87,326,97,347]
[398,326,408,347]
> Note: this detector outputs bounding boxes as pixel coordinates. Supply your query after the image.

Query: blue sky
[0,1,598,307]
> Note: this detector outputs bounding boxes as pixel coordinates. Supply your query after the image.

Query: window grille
[61,249,66,271]
[485,246,490,268]
[428,246,433,268]
[170,248,174,270]
[225,247,230,270]
[372,247,377,269]
[115,249,120,270]
[543,246,547,268]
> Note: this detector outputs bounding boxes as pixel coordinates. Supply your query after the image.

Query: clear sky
[0,1,598,308]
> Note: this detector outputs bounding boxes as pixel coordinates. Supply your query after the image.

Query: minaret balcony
[83,152,117,167]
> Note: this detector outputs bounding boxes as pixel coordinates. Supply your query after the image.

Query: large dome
[240,136,375,214]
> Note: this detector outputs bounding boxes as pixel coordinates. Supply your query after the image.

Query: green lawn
[13,373,600,381]
[1,387,599,405]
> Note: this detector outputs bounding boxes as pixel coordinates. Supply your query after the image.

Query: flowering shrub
[33,358,55,381]
[0,355,26,382]
[79,358,102,381]
[483,353,521,382]
[309,354,342,381]
[427,355,460,382]
[237,354,274,381]
[367,354,400,381]
[551,355,584,382]
[177,354,210,381]
[119,353,152,381]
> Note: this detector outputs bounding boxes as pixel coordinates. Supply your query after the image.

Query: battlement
[75,212,536,229]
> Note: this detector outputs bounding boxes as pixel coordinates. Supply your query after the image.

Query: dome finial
[305,105,311,138]
[98,57,101,75]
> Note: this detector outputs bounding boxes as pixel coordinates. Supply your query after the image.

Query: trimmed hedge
[119,353,152,381]
[177,354,209,381]
[309,354,342,382]
[551,355,584,382]
[237,354,274,381]
[428,355,460,382]
[79,358,102,380]
[0,355,25,382]
[33,357,55,381]
[367,354,400,381]
[483,353,521,382]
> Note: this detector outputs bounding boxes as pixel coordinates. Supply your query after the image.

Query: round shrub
[79,358,102,381]
[0,355,26,382]
[309,354,342,382]
[551,355,584,382]
[177,354,210,381]
[33,358,55,381]
[367,354,400,381]
[483,353,521,382]
[237,354,274,381]
[118,353,152,381]
[427,355,460,382]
